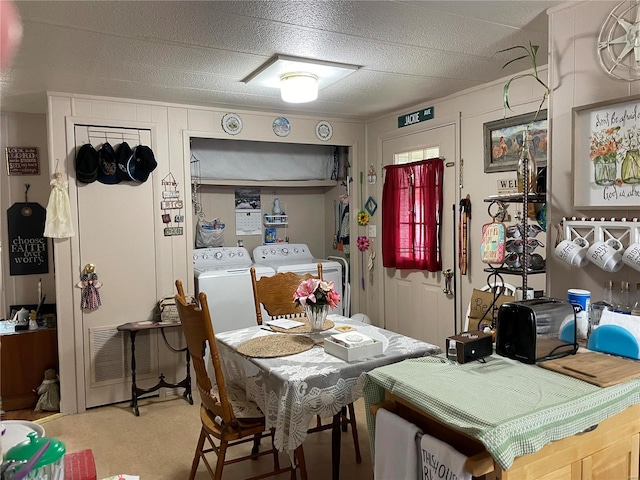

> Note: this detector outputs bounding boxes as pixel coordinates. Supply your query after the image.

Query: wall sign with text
[397,106,434,128]
[573,95,640,208]
[6,147,39,176]
[7,202,49,275]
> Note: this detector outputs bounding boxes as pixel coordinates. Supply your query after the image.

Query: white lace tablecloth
[215,314,441,452]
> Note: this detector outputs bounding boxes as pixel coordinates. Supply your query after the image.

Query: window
[382,157,443,271]
[394,147,439,165]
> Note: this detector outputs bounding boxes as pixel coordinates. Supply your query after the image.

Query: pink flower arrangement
[293,278,341,309]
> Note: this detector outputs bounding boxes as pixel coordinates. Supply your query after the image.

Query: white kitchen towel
[420,432,472,480]
[374,408,422,480]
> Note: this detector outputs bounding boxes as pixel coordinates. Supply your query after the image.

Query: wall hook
[21,184,32,216]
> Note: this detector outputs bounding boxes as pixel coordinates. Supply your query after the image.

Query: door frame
[57,116,159,414]
[372,113,462,332]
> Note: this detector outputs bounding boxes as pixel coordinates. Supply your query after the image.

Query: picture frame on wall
[483,110,548,174]
[573,94,640,208]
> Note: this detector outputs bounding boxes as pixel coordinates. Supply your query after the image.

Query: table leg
[129,331,140,416]
[332,411,341,480]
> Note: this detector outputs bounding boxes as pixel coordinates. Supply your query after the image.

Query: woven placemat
[269,318,335,334]
[237,334,315,358]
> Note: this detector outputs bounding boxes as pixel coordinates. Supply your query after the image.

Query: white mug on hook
[622,242,640,272]
[587,238,624,272]
[554,237,589,268]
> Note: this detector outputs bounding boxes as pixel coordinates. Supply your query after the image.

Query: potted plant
[498,41,550,194]
[498,41,550,120]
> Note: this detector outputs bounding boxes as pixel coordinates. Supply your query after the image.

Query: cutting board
[539,351,640,387]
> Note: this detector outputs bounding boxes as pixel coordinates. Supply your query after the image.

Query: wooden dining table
[215,314,441,480]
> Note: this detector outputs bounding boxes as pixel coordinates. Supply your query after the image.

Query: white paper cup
[568,289,591,340]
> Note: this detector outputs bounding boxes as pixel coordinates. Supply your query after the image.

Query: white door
[382,122,457,350]
[74,125,159,408]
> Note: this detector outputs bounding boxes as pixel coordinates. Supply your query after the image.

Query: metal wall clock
[598,0,640,81]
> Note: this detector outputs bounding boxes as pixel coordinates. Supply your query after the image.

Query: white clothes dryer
[194,247,274,333]
[252,243,344,316]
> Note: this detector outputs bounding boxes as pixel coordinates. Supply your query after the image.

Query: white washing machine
[193,247,274,333]
[252,243,344,316]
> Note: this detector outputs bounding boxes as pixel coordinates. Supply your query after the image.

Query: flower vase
[621,149,640,184]
[305,304,329,333]
[594,154,617,186]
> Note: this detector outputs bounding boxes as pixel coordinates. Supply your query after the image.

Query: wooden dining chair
[174,279,307,480]
[250,266,321,325]
[249,267,362,464]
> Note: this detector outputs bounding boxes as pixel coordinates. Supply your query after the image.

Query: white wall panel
[548,1,640,302]
[187,109,215,132]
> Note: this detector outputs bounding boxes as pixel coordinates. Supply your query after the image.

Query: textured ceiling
[0,0,564,120]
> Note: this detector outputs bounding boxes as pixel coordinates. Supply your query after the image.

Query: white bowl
[1,420,46,452]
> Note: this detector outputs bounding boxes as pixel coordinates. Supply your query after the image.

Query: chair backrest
[175,279,235,426]
[250,264,323,325]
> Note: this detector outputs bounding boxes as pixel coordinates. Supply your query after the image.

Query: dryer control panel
[253,243,311,262]
[193,247,251,269]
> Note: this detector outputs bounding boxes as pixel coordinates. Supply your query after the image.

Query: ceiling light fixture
[243,54,360,104]
[280,72,318,103]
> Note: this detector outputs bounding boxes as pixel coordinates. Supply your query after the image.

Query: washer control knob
[228,251,235,258]
[281,248,289,255]
[202,254,208,260]
[193,254,198,261]
[214,252,223,260]
[293,248,299,254]
[270,249,276,255]
[237,251,244,257]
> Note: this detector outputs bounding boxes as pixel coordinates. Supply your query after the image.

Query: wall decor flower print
[574,95,640,207]
[590,126,619,186]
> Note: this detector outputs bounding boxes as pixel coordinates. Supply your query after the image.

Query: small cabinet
[1,328,59,410]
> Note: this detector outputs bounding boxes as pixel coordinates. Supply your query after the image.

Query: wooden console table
[117,321,193,416]
[1,327,58,411]
[364,354,640,480]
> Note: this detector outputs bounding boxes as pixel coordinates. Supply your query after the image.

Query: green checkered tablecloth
[364,354,640,471]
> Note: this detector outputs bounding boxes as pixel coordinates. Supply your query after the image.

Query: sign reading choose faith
[397,106,434,128]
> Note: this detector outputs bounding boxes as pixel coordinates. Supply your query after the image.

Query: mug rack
[562,217,640,248]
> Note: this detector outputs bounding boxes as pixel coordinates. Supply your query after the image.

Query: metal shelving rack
[479,157,546,326]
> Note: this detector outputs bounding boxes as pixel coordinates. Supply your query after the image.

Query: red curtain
[382,158,443,271]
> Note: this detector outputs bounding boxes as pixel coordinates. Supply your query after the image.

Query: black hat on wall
[75,144,99,183]
[97,142,121,184]
[116,142,134,182]
[131,145,158,182]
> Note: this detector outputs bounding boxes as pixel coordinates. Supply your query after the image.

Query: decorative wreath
[357,235,370,251]
[357,211,370,226]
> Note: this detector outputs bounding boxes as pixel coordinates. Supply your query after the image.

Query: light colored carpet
[41,395,373,479]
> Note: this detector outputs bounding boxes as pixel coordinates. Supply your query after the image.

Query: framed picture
[573,95,640,208]
[483,110,548,173]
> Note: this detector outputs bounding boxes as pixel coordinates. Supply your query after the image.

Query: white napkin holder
[324,332,383,361]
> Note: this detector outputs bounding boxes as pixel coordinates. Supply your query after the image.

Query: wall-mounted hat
[115,142,134,182]
[97,142,121,185]
[75,143,99,183]
[130,145,158,183]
